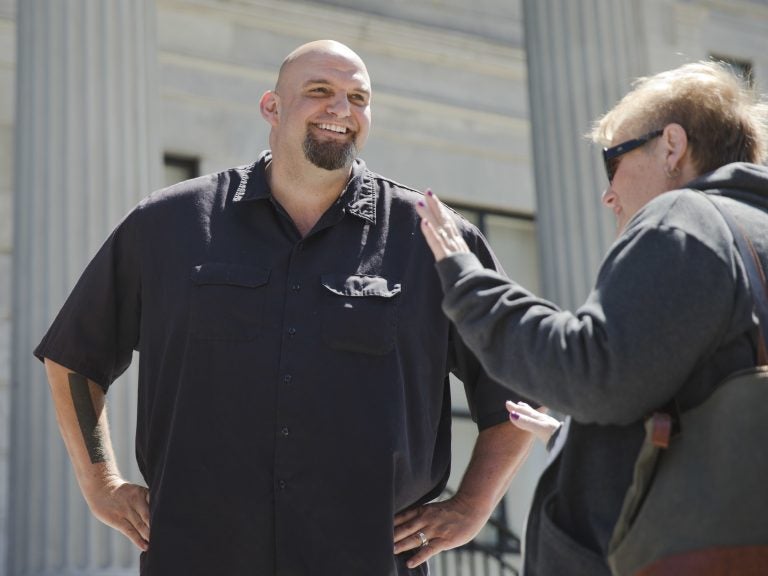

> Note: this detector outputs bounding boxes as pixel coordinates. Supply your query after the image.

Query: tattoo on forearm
[68,373,107,464]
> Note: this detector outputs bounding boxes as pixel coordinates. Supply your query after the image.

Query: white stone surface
[0,124,12,190]
[0,6,12,575]
[155,0,534,212]
[643,0,768,91]
[297,0,523,44]
[8,1,157,573]
[0,71,12,129]
[0,385,7,576]
[0,194,11,253]
[0,254,8,320]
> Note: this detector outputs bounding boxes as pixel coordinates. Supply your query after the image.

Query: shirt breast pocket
[190,263,270,341]
[320,273,401,355]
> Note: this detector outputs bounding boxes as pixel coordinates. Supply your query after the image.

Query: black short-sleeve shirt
[35,152,518,576]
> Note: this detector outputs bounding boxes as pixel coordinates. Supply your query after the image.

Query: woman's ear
[661,123,689,175]
[260,91,280,126]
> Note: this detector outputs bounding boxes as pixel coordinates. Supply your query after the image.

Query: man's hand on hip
[393,494,486,569]
[85,475,151,551]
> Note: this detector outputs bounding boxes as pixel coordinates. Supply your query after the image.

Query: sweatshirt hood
[688,162,768,211]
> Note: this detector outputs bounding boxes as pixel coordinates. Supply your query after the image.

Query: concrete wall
[311,0,523,44]
[156,0,533,212]
[643,0,768,80]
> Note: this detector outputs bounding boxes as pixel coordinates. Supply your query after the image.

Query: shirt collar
[232,151,376,225]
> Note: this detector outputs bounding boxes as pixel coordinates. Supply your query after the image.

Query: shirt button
[288,327,296,336]
[278,480,287,490]
[281,427,290,437]
[283,374,292,384]
[291,283,301,291]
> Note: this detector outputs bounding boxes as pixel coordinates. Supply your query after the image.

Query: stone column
[9,1,160,574]
[523,0,648,309]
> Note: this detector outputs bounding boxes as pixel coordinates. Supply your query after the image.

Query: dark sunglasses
[602,129,664,182]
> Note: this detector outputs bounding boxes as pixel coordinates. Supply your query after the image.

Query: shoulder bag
[607,195,768,576]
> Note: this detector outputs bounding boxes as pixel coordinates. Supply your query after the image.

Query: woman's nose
[601,187,615,207]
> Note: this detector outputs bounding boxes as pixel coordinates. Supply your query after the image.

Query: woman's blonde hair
[591,61,768,173]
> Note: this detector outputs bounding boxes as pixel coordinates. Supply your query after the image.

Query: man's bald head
[260,39,372,172]
[275,40,369,93]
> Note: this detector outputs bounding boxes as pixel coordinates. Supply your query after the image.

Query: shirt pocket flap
[320,274,401,298]
[192,263,270,288]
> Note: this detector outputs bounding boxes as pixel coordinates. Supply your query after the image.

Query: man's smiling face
[271,44,372,171]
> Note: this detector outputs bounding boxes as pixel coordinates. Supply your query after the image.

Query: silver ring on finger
[416,531,429,547]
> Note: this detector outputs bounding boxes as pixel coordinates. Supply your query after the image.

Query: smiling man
[269,42,370,174]
[34,40,534,575]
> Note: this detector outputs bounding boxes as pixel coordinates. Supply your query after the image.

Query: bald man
[36,40,534,575]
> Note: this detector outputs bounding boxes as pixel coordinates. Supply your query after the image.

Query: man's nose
[327,93,351,117]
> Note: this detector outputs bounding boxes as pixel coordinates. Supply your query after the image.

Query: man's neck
[267,157,353,237]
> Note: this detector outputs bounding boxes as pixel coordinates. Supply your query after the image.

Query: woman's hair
[591,61,768,173]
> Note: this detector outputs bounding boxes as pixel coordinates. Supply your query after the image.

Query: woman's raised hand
[415,190,470,262]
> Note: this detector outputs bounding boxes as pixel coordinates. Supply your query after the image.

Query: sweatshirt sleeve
[435,223,736,425]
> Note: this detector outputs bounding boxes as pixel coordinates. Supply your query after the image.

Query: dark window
[163,154,200,187]
[448,201,540,294]
[447,202,534,235]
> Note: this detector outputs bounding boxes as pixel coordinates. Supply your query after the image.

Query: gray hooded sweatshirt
[434,163,768,575]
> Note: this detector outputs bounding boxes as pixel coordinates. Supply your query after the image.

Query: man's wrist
[450,487,496,520]
[78,463,122,494]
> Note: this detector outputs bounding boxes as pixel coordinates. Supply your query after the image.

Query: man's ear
[260,91,280,126]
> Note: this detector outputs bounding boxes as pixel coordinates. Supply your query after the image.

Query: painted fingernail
[426,189,434,196]
[509,412,520,421]
[418,200,425,207]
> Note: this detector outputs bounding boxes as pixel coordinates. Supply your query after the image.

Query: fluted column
[10,1,160,574]
[523,0,648,309]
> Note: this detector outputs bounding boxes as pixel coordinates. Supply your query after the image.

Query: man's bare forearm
[44,358,151,551]
[393,420,534,567]
[67,372,108,464]
[45,359,121,491]
[455,421,534,516]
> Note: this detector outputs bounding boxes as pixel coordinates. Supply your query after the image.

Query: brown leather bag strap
[634,545,768,576]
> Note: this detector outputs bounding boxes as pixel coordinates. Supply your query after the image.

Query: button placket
[274,242,306,502]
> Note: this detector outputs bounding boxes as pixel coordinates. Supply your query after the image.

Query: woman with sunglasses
[415,61,768,575]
